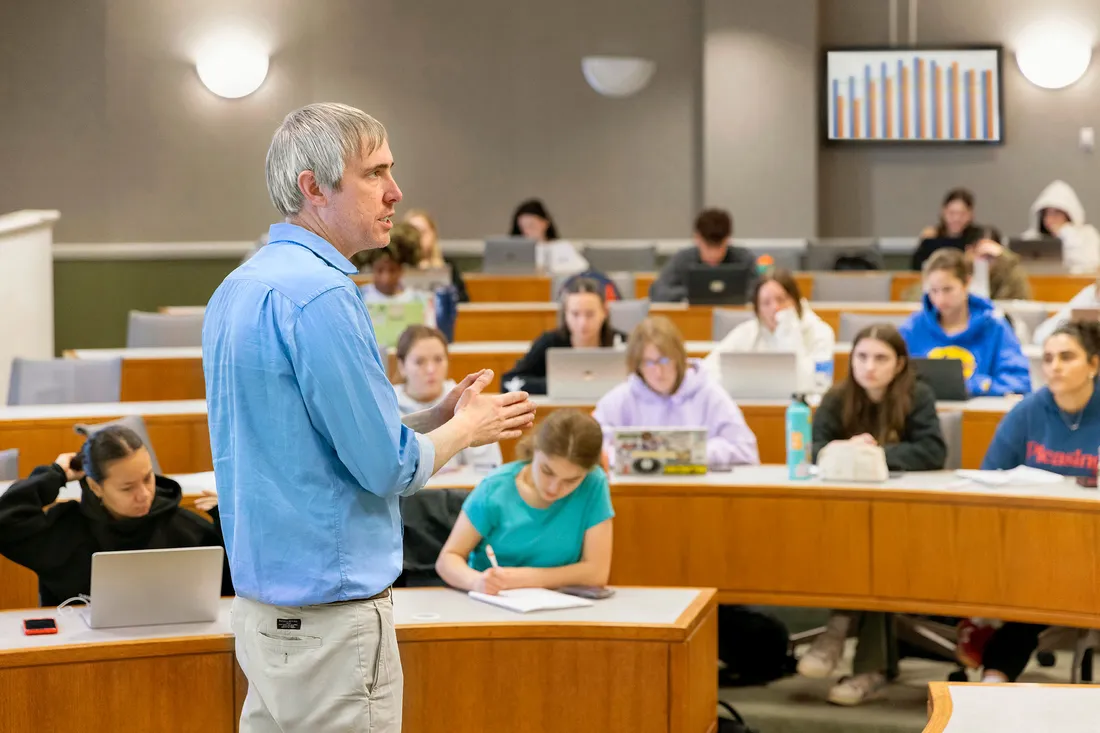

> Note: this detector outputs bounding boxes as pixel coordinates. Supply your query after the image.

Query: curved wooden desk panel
[923,681,1100,732]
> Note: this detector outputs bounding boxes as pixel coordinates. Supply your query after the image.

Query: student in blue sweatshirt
[898,249,1031,397]
[967,319,1100,683]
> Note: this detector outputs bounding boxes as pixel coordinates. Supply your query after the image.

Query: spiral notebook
[468,588,594,613]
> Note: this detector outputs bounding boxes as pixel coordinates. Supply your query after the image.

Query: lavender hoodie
[592,359,760,469]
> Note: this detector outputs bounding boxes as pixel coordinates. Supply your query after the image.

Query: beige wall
[819,0,1100,238]
[0,0,700,243]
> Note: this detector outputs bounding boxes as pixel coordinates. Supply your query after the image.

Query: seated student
[1021,179,1100,274]
[701,269,836,393]
[404,208,470,303]
[649,208,756,303]
[392,325,503,472]
[965,227,1031,301]
[435,409,613,594]
[911,187,986,271]
[899,249,1031,397]
[0,426,233,606]
[799,325,946,705]
[501,277,628,395]
[354,221,437,326]
[510,198,589,276]
[593,316,760,469]
[1032,271,1100,345]
[963,320,1100,683]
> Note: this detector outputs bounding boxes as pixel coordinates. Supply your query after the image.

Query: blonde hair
[922,247,972,283]
[404,209,443,268]
[626,316,688,393]
[514,410,604,469]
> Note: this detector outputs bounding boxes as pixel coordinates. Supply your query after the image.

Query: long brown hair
[837,325,915,444]
[626,316,688,393]
[751,269,803,318]
[558,277,615,346]
[514,409,604,470]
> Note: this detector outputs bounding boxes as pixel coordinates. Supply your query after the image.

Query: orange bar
[838,96,845,138]
[901,68,910,138]
[868,83,877,138]
[853,99,861,138]
[917,59,925,139]
[984,69,994,139]
[934,66,943,139]
[969,71,978,139]
[885,77,893,138]
[952,62,960,139]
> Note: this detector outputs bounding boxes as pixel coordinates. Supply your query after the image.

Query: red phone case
[22,620,58,636]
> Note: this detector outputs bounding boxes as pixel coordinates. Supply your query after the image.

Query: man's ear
[298,170,328,208]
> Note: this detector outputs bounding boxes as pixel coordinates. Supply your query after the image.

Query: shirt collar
[267,222,358,275]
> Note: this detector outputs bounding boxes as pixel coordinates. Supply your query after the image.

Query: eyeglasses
[642,356,672,368]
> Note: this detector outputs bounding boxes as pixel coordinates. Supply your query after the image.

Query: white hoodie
[1022,180,1100,274]
[392,379,503,472]
[536,240,590,276]
[701,301,837,393]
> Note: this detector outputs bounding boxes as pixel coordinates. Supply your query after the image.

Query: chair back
[813,273,893,303]
[608,300,651,335]
[399,488,470,587]
[0,449,18,481]
[126,311,204,348]
[8,358,122,406]
[73,415,162,475]
[938,410,963,470]
[712,309,756,341]
[838,313,911,342]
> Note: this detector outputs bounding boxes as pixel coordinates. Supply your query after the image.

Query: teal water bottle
[786,394,812,480]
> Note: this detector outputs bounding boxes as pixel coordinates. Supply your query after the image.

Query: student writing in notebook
[435,410,613,595]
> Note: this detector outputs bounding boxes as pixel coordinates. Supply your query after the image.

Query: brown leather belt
[322,587,390,606]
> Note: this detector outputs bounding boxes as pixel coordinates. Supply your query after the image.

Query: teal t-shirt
[462,461,614,572]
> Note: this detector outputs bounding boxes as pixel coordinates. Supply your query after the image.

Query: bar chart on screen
[825,48,1002,143]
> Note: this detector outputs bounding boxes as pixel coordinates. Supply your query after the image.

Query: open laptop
[83,546,224,629]
[583,245,657,273]
[718,352,799,400]
[482,237,537,274]
[403,266,452,292]
[912,358,969,402]
[686,263,752,306]
[612,428,707,476]
[365,300,428,349]
[546,347,627,400]
[1008,236,1062,263]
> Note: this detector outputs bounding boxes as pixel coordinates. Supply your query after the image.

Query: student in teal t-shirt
[436,409,614,595]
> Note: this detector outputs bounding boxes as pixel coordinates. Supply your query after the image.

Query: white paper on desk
[955,466,1066,486]
[468,588,594,613]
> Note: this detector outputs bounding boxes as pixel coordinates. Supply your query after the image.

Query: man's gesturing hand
[454,370,537,446]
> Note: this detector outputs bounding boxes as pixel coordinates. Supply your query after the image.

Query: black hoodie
[0,464,233,606]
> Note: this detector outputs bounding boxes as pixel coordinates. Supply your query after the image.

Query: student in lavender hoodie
[592,316,760,470]
[957,320,1100,684]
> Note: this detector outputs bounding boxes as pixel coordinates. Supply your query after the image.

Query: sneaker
[827,672,887,706]
[797,615,850,679]
[956,619,995,669]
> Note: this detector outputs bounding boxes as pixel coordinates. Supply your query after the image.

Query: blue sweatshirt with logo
[899,294,1031,397]
[981,385,1100,477]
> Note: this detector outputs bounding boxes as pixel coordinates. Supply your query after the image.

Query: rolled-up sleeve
[289,285,429,498]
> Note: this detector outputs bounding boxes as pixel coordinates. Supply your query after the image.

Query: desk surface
[925,682,1100,732]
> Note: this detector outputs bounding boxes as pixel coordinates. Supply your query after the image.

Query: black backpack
[717,605,796,687]
[718,701,761,733]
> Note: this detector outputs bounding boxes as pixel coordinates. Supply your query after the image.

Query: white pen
[485,544,500,569]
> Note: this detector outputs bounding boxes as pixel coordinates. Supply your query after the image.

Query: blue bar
[849,76,856,137]
[931,61,938,138]
[913,57,921,139]
[981,71,990,139]
[881,62,889,136]
[897,60,905,138]
[865,64,872,137]
[833,78,840,138]
[947,66,954,139]
[964,70,972,139]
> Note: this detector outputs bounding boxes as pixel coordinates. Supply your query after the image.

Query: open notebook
[468,588,594,614]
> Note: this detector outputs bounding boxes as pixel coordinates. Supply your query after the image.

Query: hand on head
[454,370,537,446]
[54,453,85,483]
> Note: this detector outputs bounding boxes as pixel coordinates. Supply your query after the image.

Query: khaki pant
[232,592,402,732]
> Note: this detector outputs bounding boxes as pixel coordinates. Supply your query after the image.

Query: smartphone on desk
[1077,475,1098,489]
[557,586,616,600]
[22,618,58,636]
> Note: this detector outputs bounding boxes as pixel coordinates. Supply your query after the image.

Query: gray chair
[938,410,963,470]
[583,245,656,273]
[712,309,756,341]
[805,238,884,271]
[812,272,893,303]
[126,311,205,348]
[608,300,650,335]
[838,312,912,342]
[73,415,162,474]
[607,272,636,300]
[7,358,122,406]
[0,449,18,481]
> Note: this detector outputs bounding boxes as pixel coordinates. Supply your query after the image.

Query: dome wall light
[1015,19,1093,90]
[582,56,656,98]
[195,31,270,99]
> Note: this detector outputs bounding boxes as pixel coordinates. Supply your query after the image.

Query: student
[435,409,613,594]
[510,198,589,276]
[899,249,1031,397]
[965,227,1031,301]
[1032,272,1100,345]
[1021,179,1100,274]
[501,277,628,395]
[593,316,760,469]
[962,321,1100,683]
[799,325,946,705]
[701,269,836,393]
[404,208,470,303]
[650,208,756,303]
[911,188,986,271]
[355,221,436,326]
[392,325,502,472]
[0,426,232,606]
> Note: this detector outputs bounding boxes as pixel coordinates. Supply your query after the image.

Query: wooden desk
[0,588,717,733]
[924,682,1100,732]
[892,272,1094,304]
[67,347,206,402]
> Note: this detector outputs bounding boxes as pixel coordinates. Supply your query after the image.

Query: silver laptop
[546,347,627,400]
[83,546,224,629]
[403,265,452,291]
[483,237,537,274]
[718,352,799,400]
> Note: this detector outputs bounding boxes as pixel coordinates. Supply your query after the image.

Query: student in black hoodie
[501,277,628,395]
[0,425,232,606]
[798,324,946,706]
